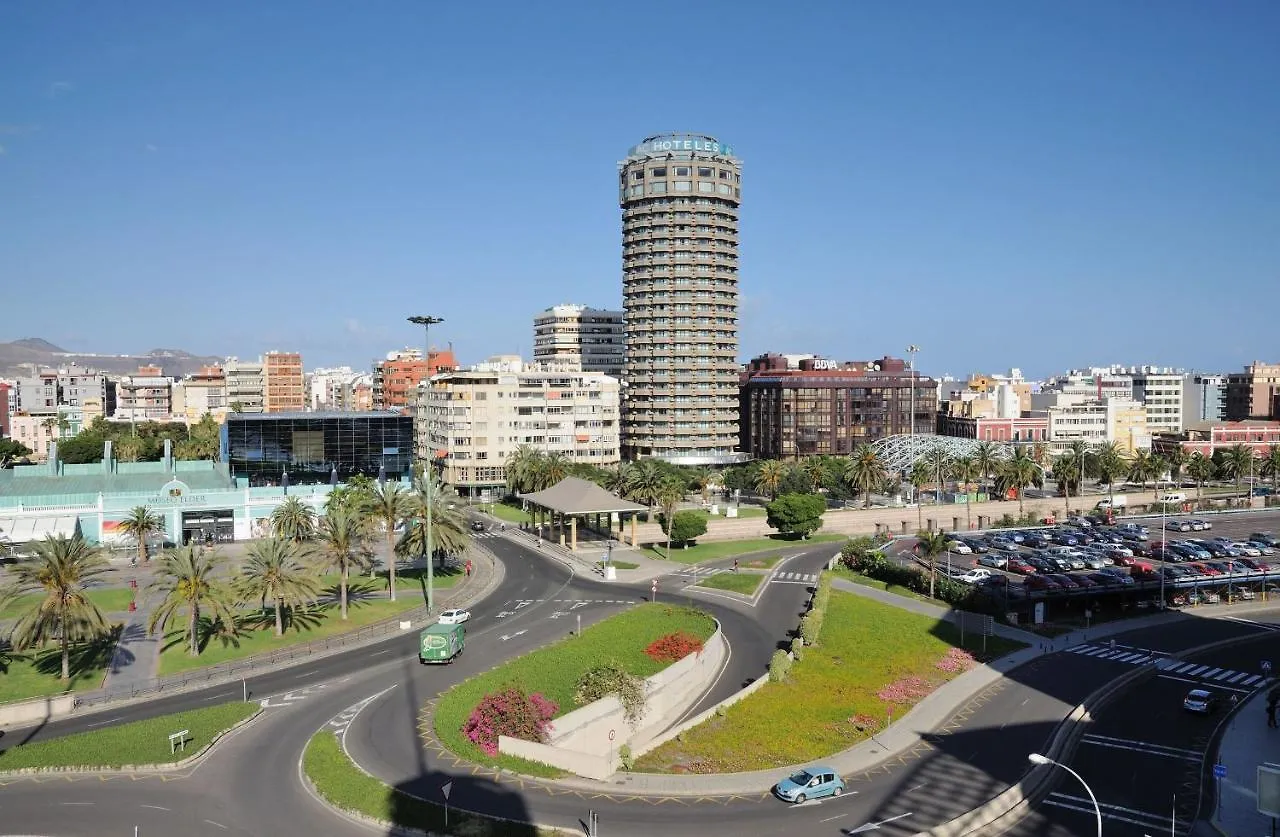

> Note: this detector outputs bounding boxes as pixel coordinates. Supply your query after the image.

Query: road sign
[441,780,453,800]
[1214,763,1227,779]
[608,729,616,741]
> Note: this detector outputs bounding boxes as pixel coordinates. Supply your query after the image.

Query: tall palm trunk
[965,494,972,530]
[139,536,147,566]
[386,529,397,602]
[274,596,284,636]
[339,565,349,620]
[59,603,70,681]
[1018,488,1025,516]
[189,603,200,656]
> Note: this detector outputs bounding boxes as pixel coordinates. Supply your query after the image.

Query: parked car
[945,539,973,555]
[1050,532,1079,546]
[977,554,1009,570]
[1006,558,1036,575]
[1082,555,1111,570]
[1023,533,1050,549]
[1167,520,1194,533]
[1231,542,1262,558]
[1249,532,1280,547]
[990,540,1021,554]
[1096,569,1136,585]
[1183,689,1219,715]
[1246,542,1277,556]
[957,568,993,584]
[1005,531,1028,544]
[1190,519,1212,530]
[961,538,990,554]
[1066,515,1093,528]
[470,520,487,532]
[1024,574,1060,591]
[774,767,845,804]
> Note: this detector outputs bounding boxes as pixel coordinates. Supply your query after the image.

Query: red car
[1188,562,1220,576]
[1025,574,1062,591]
[1006,558,1036,575]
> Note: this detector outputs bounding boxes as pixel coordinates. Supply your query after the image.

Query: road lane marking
[60,802,94,806]
[1157,673,1254,694]
[371,649,390,656]
[1081,733,1201,759]
[819,813,847,822]
[1201,667,1224,679]
[1185,665,1210,676]
[1047,792,1175,829]
[294,669,319,679]
[141,804,170,811]
[85,717,123,728]
[1221,616,1280,632]
[203,819,229,830]
[200,693,234,702]
[1227,671,1252,683]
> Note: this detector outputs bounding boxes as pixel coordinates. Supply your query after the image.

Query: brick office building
[739,354,937,460]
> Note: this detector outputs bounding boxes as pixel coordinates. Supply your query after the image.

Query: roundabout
[3,527,1280,837]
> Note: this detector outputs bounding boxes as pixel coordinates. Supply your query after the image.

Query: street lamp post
[408,315,444,612]
[1028,752,1101,837]
[907,344,920,502]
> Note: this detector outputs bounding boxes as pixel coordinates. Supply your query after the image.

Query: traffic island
[0,701,260,773]
[634,591,1026,773]
[430,603,718,779]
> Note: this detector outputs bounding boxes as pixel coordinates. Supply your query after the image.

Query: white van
[1095,495,1128,510]
[1158,492,1187,504]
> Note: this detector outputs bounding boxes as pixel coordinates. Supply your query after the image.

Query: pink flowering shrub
[935,647,977,673]
[876,676,933,705]
[462,687,559,756]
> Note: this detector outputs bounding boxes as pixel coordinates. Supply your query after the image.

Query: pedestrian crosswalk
[1068,642,1269,689]
[673,566,726,579]
[770,570,818,585]
[471,531,502,539]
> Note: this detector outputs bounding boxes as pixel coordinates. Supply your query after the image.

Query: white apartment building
[1183,373,1228,425]
[1131,367,1184,435]
[1046,398,1151,454]
[114,373,173,421]
[307,366,360,411]
[416,355,621,494]
[533,304,625,379]
[223,358,264,413]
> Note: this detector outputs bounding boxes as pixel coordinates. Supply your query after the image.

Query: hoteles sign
[629,136,734,158]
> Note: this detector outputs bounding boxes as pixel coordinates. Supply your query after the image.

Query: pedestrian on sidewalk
[733,559,739,573]
[465,559,472,578]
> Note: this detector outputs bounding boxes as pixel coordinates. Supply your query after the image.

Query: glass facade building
[221,412,414,486]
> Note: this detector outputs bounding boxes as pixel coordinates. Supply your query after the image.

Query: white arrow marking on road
[569,601,589,610]
[548,611,568,619]
[495,610,514,618]
[513,600,534,610]
[845,812,912,833]
[499,630,529,642]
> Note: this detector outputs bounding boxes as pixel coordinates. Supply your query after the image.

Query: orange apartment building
[373,347,457,412]
[263,352,305,413]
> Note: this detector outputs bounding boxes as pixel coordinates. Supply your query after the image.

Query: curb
[0,705,264,778]
[920,630,1279,836]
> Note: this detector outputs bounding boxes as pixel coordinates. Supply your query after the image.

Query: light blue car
[773,765,845,803]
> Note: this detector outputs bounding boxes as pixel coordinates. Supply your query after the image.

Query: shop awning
[0,515,81,543]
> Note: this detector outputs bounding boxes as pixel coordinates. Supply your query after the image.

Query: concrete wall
[0,694,76,728]
[498,623,725,780]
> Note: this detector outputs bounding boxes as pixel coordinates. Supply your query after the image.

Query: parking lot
[933,509,1280,614]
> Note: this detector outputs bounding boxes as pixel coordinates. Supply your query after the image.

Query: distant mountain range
[0,338,226,378]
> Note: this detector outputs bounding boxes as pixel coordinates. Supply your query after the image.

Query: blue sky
[2,1,1277,380]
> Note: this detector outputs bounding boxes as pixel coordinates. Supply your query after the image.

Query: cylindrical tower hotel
[619,134,746,464]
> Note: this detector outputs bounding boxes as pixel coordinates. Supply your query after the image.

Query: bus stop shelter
[518,476,648,550]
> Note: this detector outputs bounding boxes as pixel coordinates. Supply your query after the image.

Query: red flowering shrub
[644,631,705,663]
[462,687,559,756]
[876,677,933,705]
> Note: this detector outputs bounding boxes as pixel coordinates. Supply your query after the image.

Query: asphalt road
[4,518,1280,837]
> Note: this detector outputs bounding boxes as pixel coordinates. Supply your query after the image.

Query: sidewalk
[100,593,160,691]
[1209,684,1280,836]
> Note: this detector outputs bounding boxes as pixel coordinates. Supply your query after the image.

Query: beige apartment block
[533,304,624,379]
[1226,361,1280,421]
[173,365,229,422]
[9,412,58,460]
[416,355,620,494]
[224,358,264,414]
[264,351,305,413]
[115,370,173,421]
[1047,398,1151,454]
[618,134,746,465]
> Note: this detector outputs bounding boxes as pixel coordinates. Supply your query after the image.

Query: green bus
[418,622,465,664]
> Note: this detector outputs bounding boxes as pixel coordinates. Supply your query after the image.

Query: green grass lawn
[634,591,1025,773]
[645,533,845,565]
[0,587,136,619]
[602,560,640,570]
[695,572,764,596]
[157,586,425,677]
[434,603,716,776]
[0,701,258,770]
[487,501,535,524]
[691,505,767,520]
[740,554,785,570]
[831,567,933,602]
[0,629,119,705]
[303,731,554,837]
[319,566,462,595]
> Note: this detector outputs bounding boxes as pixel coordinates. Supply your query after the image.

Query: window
[674,181,691,191]
[719,170,730,179]
[698,181,715,193]
[651,167,667,177]
[632,170,644,181]
[697,167,713,177]
[675,166,690,176]
[717,184,731,195]
[649,182,668,194]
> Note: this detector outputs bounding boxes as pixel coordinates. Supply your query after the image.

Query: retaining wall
[499,623,725,780]
[0,694,76,727]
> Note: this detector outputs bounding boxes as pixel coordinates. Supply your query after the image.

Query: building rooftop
[0,461,236,500]
[224,411,410,421]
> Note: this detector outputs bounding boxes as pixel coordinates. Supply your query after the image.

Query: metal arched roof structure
[869,434,1016,473]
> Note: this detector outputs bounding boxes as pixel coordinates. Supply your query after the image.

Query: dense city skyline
[4,1,1277,377]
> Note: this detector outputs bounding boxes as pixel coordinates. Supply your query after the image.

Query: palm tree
[269,496,317,544]
[603,463,634,497]
[1093,442,1129,509]
[397,476,471,569]
[1220,444,1258,495]
[843,445,886,509]
[9,536,112,681]
[541,452,571,489]
[973,441,1001,498]
[504,445,545,495]
[950,455,980,530]
[656,476,686,555]
[915,529,950,600]
[626,460,668,515]
[238,538,321,636]
[1187,452,1216,499]
[1127,449,1161,493]
[690,467,717,503]
[315,505,372,621]
[1261,445,1280,496]
[360,481,411,601]
[1164,445,1189,486]
[117,505,165,565]
[146,544,238,658]
[800,458,828,493]
[755,460,787,500]
[908,463,932,529]
[1001,448,1040,516]
[923,449,951,504]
